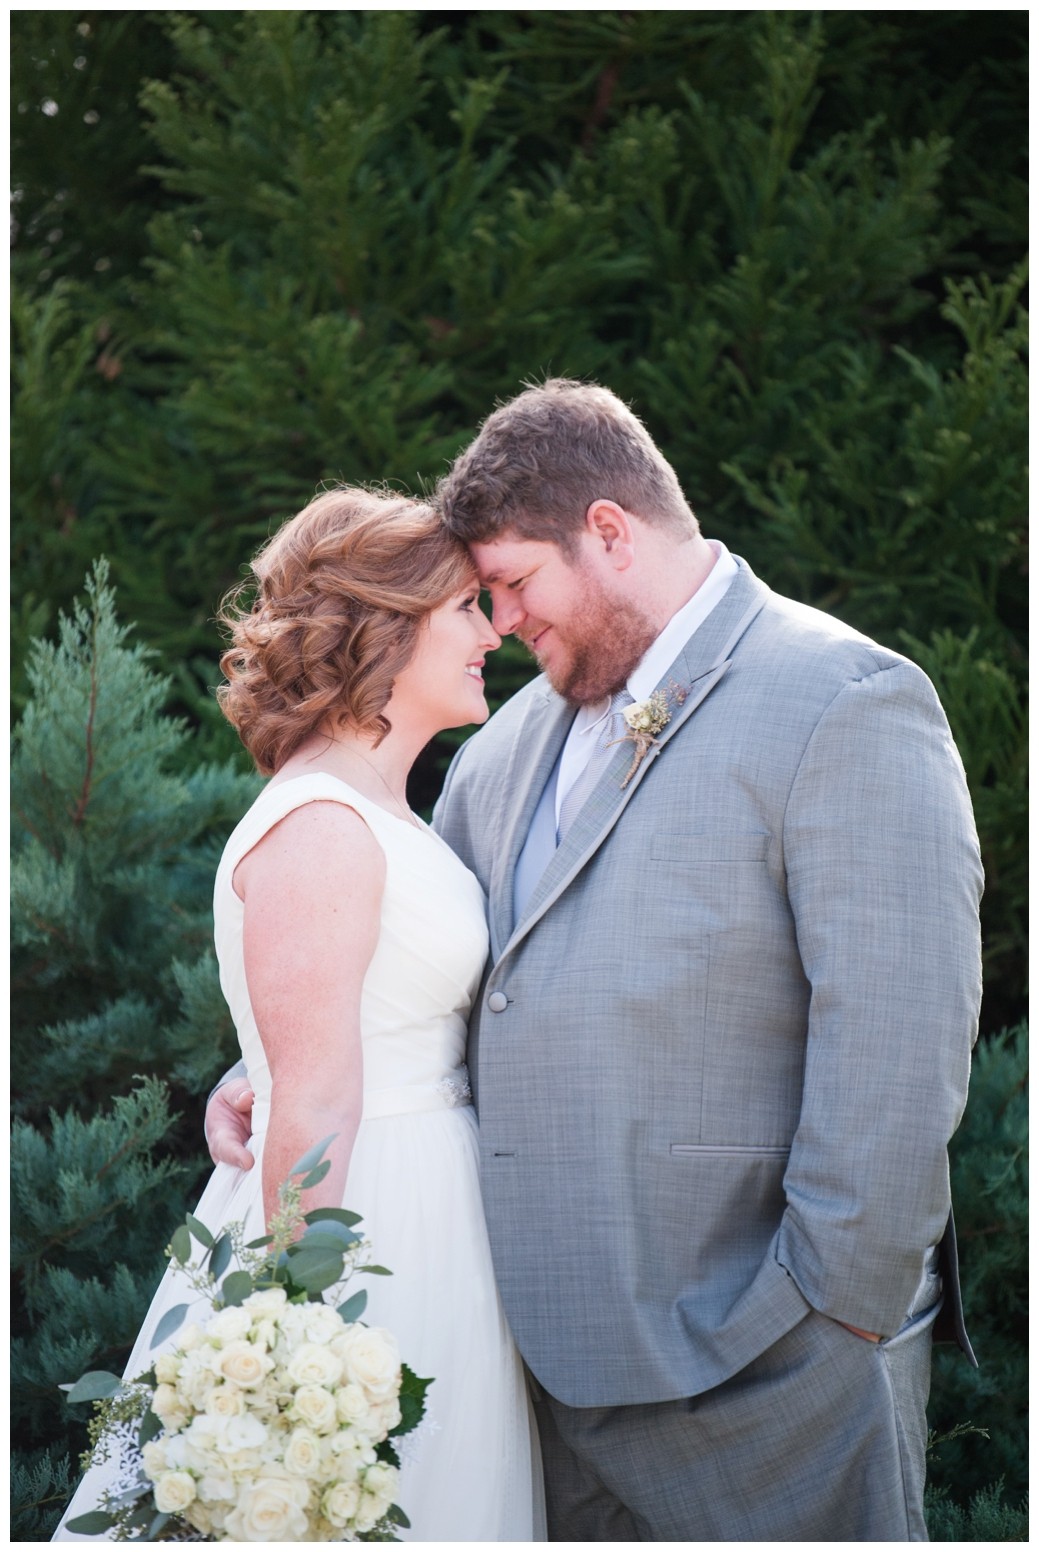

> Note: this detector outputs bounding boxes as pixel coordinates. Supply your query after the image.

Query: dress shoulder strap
[214,774,395,899]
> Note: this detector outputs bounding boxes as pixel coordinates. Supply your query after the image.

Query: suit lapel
[501,558,770,958]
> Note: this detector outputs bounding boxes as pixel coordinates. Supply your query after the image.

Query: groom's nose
[488,590,525,637]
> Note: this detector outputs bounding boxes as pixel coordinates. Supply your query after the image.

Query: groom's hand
[205,1080,256,1169]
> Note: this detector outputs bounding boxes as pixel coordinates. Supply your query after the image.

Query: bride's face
[391,584,501,732]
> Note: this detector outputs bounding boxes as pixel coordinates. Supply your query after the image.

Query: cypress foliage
[11,568,259,1536]
[11,12,1027,1537]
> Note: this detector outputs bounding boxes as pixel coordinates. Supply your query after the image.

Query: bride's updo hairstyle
[218,486,475,774]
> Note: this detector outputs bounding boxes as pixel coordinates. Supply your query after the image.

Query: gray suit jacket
[434,557,983,1407]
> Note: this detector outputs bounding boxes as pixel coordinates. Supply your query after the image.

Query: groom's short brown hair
[437,378,697,553]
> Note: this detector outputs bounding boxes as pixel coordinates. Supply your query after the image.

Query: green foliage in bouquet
[62,1140,430,1542]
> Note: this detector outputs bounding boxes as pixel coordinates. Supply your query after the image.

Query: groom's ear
[584,499,635,571]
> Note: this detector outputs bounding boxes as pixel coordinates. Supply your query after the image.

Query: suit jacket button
[487,991,509,1012]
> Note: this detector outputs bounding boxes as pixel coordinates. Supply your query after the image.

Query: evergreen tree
[925,1024,1029,1520]
[11,567,259,1536]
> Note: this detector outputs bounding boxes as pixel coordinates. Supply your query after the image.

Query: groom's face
[470,533,657,705]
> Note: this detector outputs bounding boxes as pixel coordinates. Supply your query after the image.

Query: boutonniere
[614,681,688,787]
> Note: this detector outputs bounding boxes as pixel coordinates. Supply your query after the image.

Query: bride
[55,487,544,1541]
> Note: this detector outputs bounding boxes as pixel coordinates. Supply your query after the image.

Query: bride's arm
[235,800,386,1227]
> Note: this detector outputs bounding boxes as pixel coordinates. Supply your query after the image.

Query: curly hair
[217,486,475,774]
[437,378,697,552]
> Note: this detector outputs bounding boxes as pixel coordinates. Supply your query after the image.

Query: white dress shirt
[554,540,738,826]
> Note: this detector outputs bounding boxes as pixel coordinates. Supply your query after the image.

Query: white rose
[334,1382,372,1430]
[353,1495,383,1534]
[154,1354,180,1384]
[322,1478,361,1527]
[370,1396,402,1436]
[286,1341,343,1388]
[151,1384,189,1433]
[249,1318,278,1350]
[302,1304,345,1345]
[283,1427,324,1479]
[140,1440,168,1478]
[197,1470,236,1503]
[325,1432,376,1475]
[153,1471,197,1514]
[214,1339,274,1389]
[336,1327,400,1400]
[362,1461,398,1506]
[221,1448,266,1477]
[274,1306,309,1341]
[244,1287,288,1314]
[207,1306,253,1343]
[205,1383,245,1418]
[184,1499,214,1536]
[179,1323,203,1352]
[179,1361,217,1410]
[225,1476,311,1541]
[291,1383,339,1433]
[152,1383,179,1418]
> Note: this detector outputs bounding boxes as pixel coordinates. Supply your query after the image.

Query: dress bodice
[212,774,489,1127]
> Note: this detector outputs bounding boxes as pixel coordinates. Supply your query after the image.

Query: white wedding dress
[55,774,544,1542]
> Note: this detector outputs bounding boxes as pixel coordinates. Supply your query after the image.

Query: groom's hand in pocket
[206,1080,256,1169]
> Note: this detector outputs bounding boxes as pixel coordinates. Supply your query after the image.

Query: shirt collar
[574,540,738,736]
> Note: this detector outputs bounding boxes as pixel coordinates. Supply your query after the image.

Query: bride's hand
[205,1080,256,1169]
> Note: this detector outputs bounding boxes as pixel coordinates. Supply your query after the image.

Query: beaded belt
[361,1067,473,1121]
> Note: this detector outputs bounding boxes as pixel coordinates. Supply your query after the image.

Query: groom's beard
[526,581,659,707]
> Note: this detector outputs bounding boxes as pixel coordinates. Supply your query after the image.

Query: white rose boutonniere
[616,682,688,787]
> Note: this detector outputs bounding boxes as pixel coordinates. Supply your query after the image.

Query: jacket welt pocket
[650,832,771,864]
[669,1144,790,1158]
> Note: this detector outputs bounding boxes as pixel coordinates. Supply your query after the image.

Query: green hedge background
[11,12,1027,1539]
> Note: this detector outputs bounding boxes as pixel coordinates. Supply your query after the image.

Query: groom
[209,380,982,1540]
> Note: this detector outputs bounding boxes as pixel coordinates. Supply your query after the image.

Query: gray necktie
[557,689,635,842]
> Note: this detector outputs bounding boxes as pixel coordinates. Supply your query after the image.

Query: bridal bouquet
[63,1139,431,1541]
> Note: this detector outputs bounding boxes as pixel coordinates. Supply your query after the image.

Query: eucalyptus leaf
[138,1407,163,1447]
[245,1233,274,1250]
[209,1233,233,1278]
[169,1224,192,1264]
[303,1206,363,1229]
[185,1213,215,1249]
[66,1512,119,1534]
[284,1245,345,1294]
[337,1289,367,1323]
[294,1228,355,1253]
[288,1134,338,1176]
[221,1270,254,1306]
[149,1512,172,1539]
[66,1370,123,1404]
[387,1504,411,1528]
[149,1302,189,1350]
[357,1264,392,1276]
[299,1159,332,1189]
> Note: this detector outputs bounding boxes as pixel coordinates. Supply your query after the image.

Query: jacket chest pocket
[649,831,771,865]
